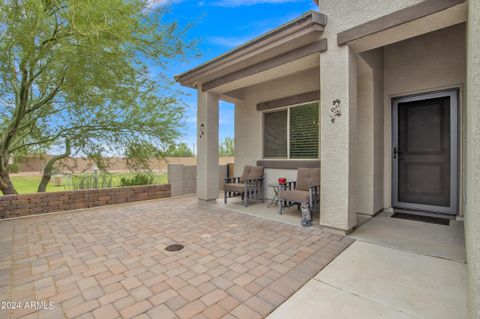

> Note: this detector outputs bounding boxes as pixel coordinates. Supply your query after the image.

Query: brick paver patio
[0,196,353,319]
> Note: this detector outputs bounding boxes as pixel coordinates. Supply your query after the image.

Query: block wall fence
[168,164,228,197]
[0,184,171,219]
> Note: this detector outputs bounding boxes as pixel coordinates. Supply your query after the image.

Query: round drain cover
[165,244,184,252]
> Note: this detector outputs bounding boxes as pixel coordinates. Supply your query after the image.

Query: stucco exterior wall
[263,169,298,200]
[234,68,320,198]
[196,90,220,200]
[318,0,423,35]
[383,23,466,211]
[355,48,384,215]
[319,45,358,232]
[315,0,422,232]
[465,0,480,316]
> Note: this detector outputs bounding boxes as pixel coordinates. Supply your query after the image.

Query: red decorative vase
[278,177,286,184]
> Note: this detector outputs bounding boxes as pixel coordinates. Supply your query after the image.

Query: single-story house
[175,0,479,316]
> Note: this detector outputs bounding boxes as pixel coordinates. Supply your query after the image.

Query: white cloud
[146,0,182,8]
[212,0,303,7]
[146,0,166,7]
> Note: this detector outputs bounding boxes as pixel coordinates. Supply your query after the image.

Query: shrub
[68,173,113,190]
[120,173,155,187]
[8,163,19,173]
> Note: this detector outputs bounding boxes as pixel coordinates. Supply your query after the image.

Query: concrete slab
[268,279,417,319]
[316,241,468,319]
[215,196,369,229]
[351,212,467,262]
[214,196,317,227]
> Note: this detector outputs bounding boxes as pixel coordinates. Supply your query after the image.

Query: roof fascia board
[202,39,327,91]
[176,11,326,85]
[337,0,466,45]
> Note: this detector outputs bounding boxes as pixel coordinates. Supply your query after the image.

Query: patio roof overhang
[337,0,467,52]
[175,11,327,98]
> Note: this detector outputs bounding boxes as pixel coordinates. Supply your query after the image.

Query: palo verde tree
[219,137,234,156]
[0,0,194,194]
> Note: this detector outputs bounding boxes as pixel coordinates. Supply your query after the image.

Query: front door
[392,90,458,214]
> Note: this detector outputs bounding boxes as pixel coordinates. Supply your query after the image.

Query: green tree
[0,0,193,194]
[219,137,234,156]
[124,141,159,172]
[164,143,194,157]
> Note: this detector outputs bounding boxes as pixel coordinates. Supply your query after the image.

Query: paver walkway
[0,196,352,319]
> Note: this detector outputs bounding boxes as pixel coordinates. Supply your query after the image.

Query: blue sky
[156,0,317,150]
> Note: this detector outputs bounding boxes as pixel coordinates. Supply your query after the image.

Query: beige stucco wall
[319,44,358,232]
[318,0,423,35]
[263,168,298,200]
[355,48,384,215]
[315,0,422,232]
[197,90,220,200]
[232,0,467,232]
[234,68,320,198]
[352,22,465,217]
[383,23,466,212]
[315,8,465,228]
[465,0,480,317]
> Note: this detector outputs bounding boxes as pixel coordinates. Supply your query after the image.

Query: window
[263,102,319,159]
[264,110,288,158]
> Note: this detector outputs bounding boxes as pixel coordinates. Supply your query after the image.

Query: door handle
[393,147,403,159]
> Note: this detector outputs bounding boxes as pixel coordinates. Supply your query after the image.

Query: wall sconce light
[199,123,205,138]
[329,99,341,123]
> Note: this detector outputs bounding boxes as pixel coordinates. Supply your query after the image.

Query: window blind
[264,110,287,158]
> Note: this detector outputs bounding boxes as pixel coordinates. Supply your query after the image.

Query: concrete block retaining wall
[0,184,171,219]
[168,164,228,197]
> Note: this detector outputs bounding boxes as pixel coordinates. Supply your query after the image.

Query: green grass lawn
[10,175,60,194]
[10,172,168,195]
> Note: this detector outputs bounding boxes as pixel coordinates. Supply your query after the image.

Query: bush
[68,173,113,190]
[120,173,155,187]
[8,163,19,173]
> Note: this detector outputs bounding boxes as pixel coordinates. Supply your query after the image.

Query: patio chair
[224,165,264,207]
[278,168,320,215]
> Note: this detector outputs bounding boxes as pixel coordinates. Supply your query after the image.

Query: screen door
[392,90,458,214]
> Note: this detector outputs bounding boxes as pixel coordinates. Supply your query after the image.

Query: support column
[196,88,219,201]
[355,49,384,216]
[465,0,480,317]
[319,45,358,234]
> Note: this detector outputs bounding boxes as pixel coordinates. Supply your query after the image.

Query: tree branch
[37,139,71,192]
[26,76,64,114]
[0,61,29,170]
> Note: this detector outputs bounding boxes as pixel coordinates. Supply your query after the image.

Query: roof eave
[175,10,327,87]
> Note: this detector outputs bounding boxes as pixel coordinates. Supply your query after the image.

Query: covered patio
[175,10,326,226]
[214,194,370,229]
